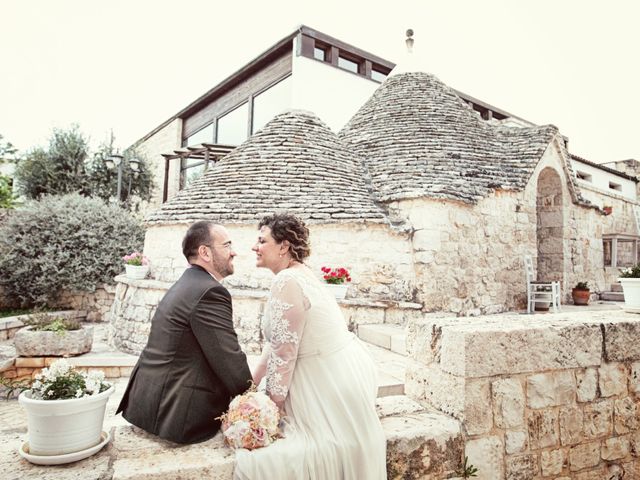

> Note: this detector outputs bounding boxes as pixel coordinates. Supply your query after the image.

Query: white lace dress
[234,267,386,480]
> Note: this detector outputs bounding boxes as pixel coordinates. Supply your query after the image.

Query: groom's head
[183,221,236,279]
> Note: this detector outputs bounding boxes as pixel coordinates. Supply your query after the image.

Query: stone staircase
[358,323,407,397]
[600,282,624,302]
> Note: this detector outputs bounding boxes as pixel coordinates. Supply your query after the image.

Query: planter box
[14,326,93,357]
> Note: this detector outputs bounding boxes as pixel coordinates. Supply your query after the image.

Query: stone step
[358,323,407,355]
[611,283,623,292]
[601,291,624,302]
[109,395,463,480]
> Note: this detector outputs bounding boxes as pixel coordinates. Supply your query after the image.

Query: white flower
[75,389,84,398]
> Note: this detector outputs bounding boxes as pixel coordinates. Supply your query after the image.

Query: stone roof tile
[339,72,562,204]
[145,110,387,225]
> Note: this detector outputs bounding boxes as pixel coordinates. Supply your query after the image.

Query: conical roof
[339,72,560,204]
[146,110,386,225]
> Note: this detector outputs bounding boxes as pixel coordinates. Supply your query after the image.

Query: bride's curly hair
[258,213,311,262]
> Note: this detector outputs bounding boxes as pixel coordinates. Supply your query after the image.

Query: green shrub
[0,193,145,306]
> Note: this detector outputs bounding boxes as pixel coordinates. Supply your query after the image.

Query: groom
[116,221,252,444]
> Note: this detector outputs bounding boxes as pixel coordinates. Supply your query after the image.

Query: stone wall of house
[142,222,416,303]
[135,118,182,209]
[405,310,640,479]
[575,182,639,288]
[107,274,422,355]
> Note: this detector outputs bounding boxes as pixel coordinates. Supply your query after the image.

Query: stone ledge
[0,391,463,480]
[408,311,640,378]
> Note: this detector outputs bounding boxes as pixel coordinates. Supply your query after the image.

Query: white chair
[524,255,561,313]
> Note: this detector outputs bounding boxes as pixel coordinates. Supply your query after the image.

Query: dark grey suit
[116,264,252,444]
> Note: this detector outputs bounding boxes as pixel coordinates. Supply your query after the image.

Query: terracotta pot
[572,288,590,306]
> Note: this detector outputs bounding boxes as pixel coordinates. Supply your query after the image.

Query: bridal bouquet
[219,387,281,450]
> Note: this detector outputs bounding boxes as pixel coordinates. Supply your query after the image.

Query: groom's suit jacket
[116,264,252,444]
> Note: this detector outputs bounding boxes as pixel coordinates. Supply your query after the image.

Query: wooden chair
[524,255,561,313]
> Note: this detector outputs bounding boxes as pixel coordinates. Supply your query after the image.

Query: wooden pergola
[161,143,236,202]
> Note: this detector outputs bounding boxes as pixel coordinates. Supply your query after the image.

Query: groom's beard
[212,252,234,278]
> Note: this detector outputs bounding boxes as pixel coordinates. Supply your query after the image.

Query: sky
[1,0,638,164]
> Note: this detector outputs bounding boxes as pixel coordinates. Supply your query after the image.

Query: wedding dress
[234,267,387,479]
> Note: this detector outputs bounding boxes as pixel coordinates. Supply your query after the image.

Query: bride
[234,213,386,479]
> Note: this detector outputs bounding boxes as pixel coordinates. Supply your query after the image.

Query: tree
[12,126,153,210]
[14,125,91,198]
[0,134,17,163]
[86,132,154,210]
[0,134,18,208]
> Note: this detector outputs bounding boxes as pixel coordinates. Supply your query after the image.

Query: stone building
[103,30,640,480]
[110,58,637,355]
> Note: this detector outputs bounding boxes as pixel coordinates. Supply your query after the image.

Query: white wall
[291,40,382,131]
[571,159,636,201]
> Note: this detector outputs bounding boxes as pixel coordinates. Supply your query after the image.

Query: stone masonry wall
[0,284,115,322]
[575,182,639,288]
[135,118,182,211]
[107,275,422,355]
[405,311,640,479]
[142,222,416,303]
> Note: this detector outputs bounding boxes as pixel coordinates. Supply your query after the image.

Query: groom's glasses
[204,243,232,251]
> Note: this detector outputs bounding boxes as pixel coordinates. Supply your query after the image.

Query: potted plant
[619,264,640,312]
[321,266,351,299]
[14,311,93,357]
[123,251,149,279]
[18,359,114,464]
[571,281,591,305]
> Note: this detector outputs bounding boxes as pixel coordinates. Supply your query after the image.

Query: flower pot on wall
[18,385,115,457]
[125,264,149,279]
[325,283,348,300]
[619,278,640,312]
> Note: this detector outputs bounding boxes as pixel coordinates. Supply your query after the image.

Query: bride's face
[252,226,282,271]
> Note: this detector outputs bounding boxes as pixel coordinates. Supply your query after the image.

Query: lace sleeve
[265,272,309,408]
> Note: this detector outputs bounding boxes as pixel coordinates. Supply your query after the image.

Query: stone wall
[142,222,415,303]
[405,310,640,479]
[575,181,639,288]
[0,284,115,322]
[135,118,182,210]
[107,274,422,355]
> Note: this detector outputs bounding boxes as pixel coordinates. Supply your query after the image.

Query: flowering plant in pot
[571,281,590,305]
[619,264,640,311]
[122,251,149,279]
[321,266,351,299]
[18,359,114,463]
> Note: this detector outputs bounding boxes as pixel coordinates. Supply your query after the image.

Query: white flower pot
[125,264,149,279]
[325,283,348,299]
[619,278,640,311]
[19,385,115,456]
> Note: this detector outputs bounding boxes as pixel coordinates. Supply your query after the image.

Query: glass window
[314,47,326,61]
[180,155,208,189]
[371,69,387,82]
[618,240,636,267]
[186,124,214,146]
[216,103,248,145]
[338,56,359,73]
[252,76,292,134]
